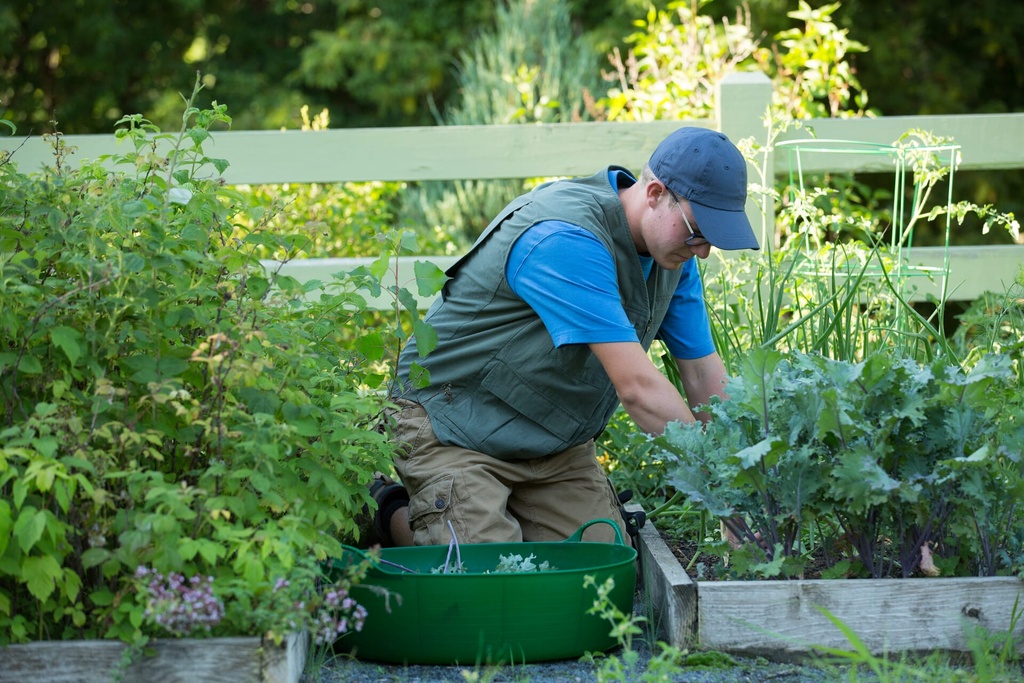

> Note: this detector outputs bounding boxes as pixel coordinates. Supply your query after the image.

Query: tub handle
[562,518,626,546]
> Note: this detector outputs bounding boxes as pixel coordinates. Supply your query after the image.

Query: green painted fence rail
[3,73,1021,305]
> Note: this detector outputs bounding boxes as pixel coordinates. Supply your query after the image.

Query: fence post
[716,71,775,249]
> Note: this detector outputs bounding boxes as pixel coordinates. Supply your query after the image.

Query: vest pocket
[432,358,586,460]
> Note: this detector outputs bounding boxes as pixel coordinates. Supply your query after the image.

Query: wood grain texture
[634,510,697,648]
[6,113,1022,183]
[262,243,1024,309]
[0,632,307,683]
[636,522,1024,658]
[697,576,1024,656]
[2,72,1020,185]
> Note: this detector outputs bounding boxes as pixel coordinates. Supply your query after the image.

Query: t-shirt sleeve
[656,258,716,359]
[506,221,639,347]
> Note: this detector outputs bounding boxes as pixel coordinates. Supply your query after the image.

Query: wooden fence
[3,72,1022,306]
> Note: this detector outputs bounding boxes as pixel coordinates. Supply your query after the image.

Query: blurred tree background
[5,0,1021,134]
[0,0,637,133]
[2,0,1020,248]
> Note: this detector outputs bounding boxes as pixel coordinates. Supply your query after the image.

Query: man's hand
[721,518,764,550]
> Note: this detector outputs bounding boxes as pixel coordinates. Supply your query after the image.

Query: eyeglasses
[667,190,709,247]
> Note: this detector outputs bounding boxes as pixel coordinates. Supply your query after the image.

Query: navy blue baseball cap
[649,127,760,250]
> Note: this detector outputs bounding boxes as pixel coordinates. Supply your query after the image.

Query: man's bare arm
[589,341,695,435]
[675,352,728,423]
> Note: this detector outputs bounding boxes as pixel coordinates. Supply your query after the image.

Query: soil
[662,533,843,581]
[666,536,724,579]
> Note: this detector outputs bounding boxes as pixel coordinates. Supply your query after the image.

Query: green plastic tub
[324,518,637,665]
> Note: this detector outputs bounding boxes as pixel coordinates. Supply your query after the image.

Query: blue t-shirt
[505,175,715,360]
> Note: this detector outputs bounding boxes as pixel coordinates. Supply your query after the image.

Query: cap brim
[689,202,760,251]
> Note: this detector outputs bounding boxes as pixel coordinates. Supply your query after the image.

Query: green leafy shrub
[951,268,1024,391]
[0,83,402,644]
[228,106,456,262]
[598,0,759,122]
[654,349,1024,580]
[403,0,604,247]
[596,0,869,123]
[757,0,872,119]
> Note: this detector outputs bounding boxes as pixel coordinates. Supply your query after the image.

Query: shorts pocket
[407,472,455,545]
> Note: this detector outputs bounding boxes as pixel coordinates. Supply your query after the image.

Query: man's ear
[645,178,668,208]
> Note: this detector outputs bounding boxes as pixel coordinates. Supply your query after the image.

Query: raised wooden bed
[0,631,307,683]
[636,519,1024,657]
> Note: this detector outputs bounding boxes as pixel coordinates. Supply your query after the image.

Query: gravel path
[309,574,844,682]
[312,641,839,682]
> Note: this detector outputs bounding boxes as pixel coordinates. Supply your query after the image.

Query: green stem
[647,490,685,520]
[685,510,708,572]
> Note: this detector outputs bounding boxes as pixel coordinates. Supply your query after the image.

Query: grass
[810,599,1024,682]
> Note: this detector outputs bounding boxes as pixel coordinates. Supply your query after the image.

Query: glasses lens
[675,200,706,246]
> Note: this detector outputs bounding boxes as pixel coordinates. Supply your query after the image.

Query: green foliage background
[4,0,1021,244]
[0,0,649,134]
[2,0,1022,648]
[3,0,1022,135]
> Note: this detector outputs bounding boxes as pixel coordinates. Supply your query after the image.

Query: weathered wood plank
[696,576,1024,657]
[4,112,1022,185]
[634,513,697,648]
[261,631,309,683]
[261,244,1024,309]
[0,633,307,683]
[637,520,1024,658]
[0,120,697,185]
[0,640,130,683]
[902,244,1024,302]
[775,113,1024,171]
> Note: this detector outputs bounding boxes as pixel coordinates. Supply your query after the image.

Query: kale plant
[656,349,1024,579]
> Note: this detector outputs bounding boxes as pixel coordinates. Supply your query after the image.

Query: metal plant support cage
[775,138,960,306]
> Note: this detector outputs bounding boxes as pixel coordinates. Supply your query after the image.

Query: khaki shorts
[390,399,627,546]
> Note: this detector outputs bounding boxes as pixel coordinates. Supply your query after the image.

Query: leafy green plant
[0,76,420,644]
[756,1,873,119]
[430,552,558,575]
[598,0,872,124]
[403,0,603,247]
[582,575,688,683]
[599,404,674,505]
[598,0,759,122]
[228,105,457,262]
[952,268,1024,391]
[654,348,1024,580]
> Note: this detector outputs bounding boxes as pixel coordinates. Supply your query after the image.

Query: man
[368,127,759,548]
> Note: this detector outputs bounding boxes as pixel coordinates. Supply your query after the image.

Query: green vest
[395,167,683,460]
